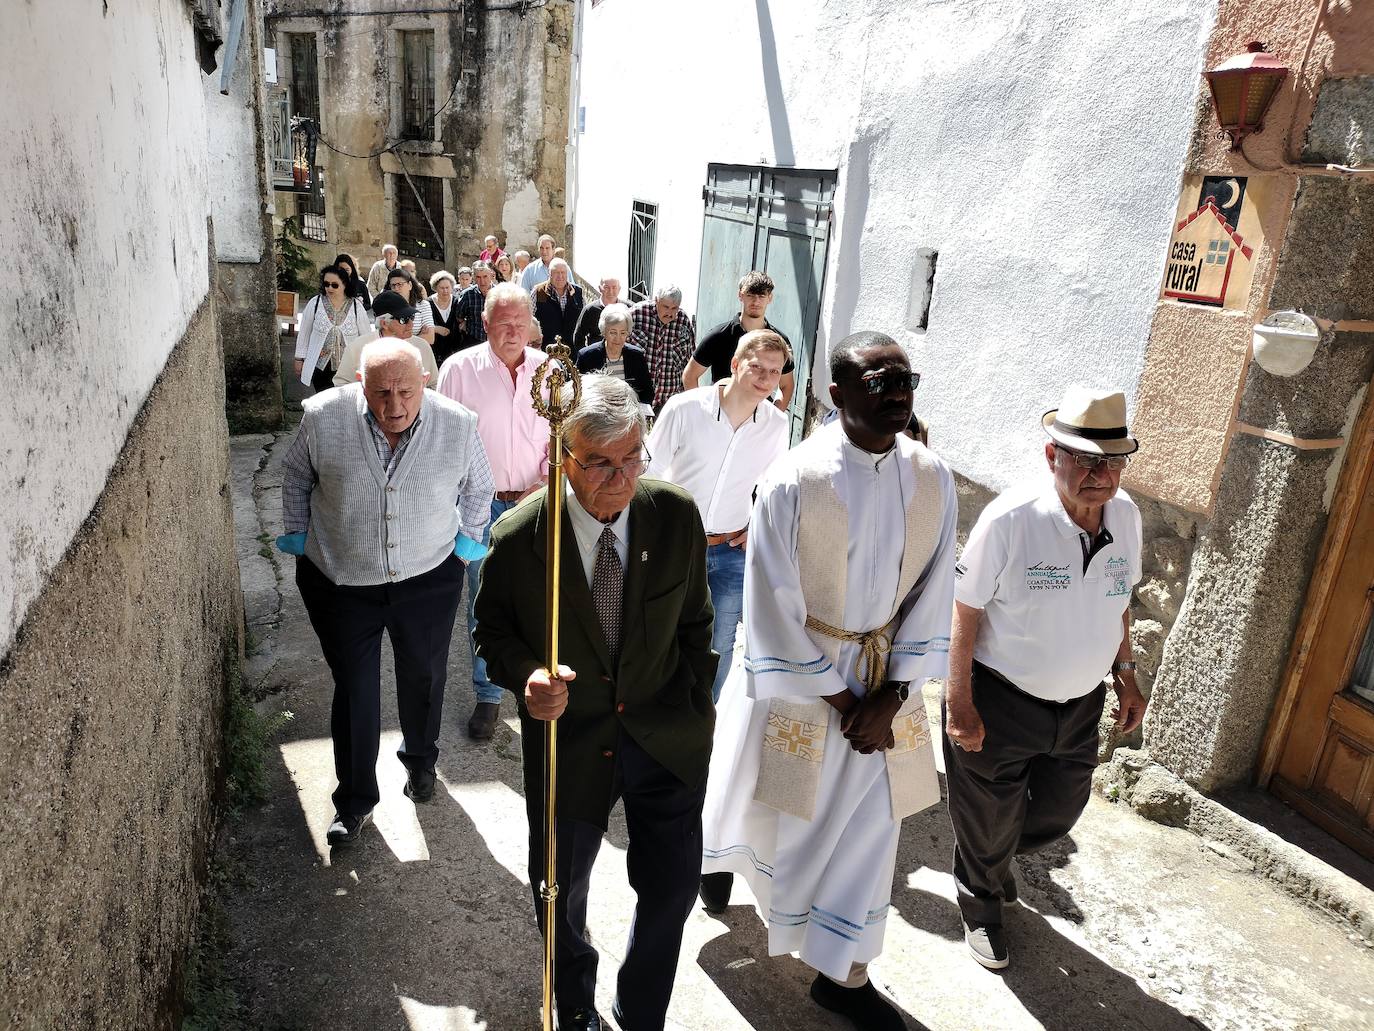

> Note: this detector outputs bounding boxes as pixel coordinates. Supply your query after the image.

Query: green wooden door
[696,164,835,443]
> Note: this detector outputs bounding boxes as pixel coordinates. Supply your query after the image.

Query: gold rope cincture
[530,336,581,1031]
[803,613,898,696]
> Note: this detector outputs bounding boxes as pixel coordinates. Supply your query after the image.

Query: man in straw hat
[699,332,955,1030]
[944,385,1148,970]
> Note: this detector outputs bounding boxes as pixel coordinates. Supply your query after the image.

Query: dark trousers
[310,364,335,393]
[297,555,464,818]
[942,661,1105,926]
[523,728,705,1031]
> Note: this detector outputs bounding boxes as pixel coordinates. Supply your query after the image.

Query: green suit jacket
[473,477,717,828]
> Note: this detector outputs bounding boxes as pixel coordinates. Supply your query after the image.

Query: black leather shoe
[556,1007,604,1031]
[467,701,501,740]
[699,871,733,914]
[325,810,372,848]
[404,768,436,804]
[809,974,906,1030]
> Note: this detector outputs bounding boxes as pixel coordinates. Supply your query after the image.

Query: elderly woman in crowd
[333,252,372,312]
[293,264,370,392]
[574,303,654,406]
[493,253,515,284]
[385,267,436,346]
[428,270,462,366]
[511,250,531,276]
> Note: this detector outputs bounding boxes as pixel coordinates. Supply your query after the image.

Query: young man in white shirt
[647,330,791,701]
[944,385,1149,970]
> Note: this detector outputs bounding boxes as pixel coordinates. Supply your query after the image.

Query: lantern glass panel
[1244,75,1283,128]
[1211,76,1243,125]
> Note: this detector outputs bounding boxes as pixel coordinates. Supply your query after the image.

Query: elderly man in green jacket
[474,374,716,1031]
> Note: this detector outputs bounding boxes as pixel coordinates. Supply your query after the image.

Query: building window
[627,200,658,303]
[287,33,319,124]
[400,30,436,141]
[396,175,445,261]
[297,171,327,241]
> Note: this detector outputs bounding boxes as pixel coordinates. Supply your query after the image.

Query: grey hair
[563,374,646,448]
[513,249,531,261]
[548,258,571,275]
[599,302,632,335]
[484,234,498,245]
[598,275,621,289]
[484,281,534,319]
[381,243,398,256]
[654,283,683,304]
[429,269,456,290]
[359,338,424,383]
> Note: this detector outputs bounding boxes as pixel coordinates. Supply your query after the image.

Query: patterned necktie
[592,525,623,662]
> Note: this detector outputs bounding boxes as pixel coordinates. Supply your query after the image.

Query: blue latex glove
[454,534,488,562]
[276,532,307,556]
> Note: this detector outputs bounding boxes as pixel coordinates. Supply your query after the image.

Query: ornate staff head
[531,336,581,428]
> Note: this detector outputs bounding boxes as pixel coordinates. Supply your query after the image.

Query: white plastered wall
[572,0,1217,490]
[206,1,267,263]
[0,0,213,655]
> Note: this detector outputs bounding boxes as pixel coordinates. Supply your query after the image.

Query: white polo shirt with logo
[954,480,1142,702]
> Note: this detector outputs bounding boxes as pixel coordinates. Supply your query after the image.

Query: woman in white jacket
[293,264,370,392]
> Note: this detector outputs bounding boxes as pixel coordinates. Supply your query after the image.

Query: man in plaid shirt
[452,261,495,351]
[629,284,695,412]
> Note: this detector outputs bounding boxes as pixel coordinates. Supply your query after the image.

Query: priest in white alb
[700,332,957,1030]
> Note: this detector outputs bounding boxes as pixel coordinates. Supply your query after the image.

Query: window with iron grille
[400,31,436,141]
[627,201,658,303]
[396,175,445,261]
[288,33,319,125]
[297,171,326,241]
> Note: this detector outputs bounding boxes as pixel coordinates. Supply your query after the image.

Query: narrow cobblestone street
[225,433,1374,1031]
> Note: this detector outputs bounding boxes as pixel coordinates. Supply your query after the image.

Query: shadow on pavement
[697,907,930,1030]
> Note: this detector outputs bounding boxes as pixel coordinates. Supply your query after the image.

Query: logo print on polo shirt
[1104,555,1131,598]
[1025,562,1071,591]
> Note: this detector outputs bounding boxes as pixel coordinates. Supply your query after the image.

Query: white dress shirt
[647,383,789,534]
[563,480,629,587]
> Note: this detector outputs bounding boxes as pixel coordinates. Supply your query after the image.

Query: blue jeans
[466,497,518,705]
[706,542,746,702]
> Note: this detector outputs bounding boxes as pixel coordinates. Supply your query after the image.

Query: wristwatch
[1112,661,1138,674]
[886,680,911,701]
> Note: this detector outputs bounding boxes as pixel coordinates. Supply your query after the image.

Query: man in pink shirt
[436,282,550,739]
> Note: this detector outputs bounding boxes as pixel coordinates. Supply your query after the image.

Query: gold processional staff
[529,337,581,1031]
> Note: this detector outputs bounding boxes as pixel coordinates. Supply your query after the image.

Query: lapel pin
[641,551,649,562]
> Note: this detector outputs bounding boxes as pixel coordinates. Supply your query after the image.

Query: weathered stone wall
[0,302,241,1030]
[210,0,283,433]
[266,0,573,280]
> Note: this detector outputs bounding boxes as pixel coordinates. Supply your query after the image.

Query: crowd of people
[279,231,1149,1031]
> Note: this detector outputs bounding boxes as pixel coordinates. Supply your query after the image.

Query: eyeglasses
[396,316,414,326]
[859,370,921,395]
[563,445,652,484]
[1056,446,1131,471]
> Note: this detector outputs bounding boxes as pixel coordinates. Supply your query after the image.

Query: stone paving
[223,433,1374,1031]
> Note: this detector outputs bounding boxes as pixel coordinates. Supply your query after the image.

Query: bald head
[359,338,425,384]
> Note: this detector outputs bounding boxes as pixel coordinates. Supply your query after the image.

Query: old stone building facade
[570,0,1374,858]
[265,0,575,283]
[0,0,269,1025]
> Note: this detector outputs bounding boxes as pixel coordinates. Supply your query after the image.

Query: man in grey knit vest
[278,339,495,847]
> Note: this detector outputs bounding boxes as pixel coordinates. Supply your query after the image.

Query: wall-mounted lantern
[1204,42,1288,150]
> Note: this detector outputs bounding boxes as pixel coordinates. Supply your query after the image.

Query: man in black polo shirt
[682,270,795,411]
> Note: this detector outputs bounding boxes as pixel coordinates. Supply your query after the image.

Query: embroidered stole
[754,443,943,823]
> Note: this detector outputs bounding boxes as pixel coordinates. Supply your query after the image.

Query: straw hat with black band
[1042,386,1139,456]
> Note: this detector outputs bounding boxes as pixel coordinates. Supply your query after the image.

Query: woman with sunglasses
[294,264,369,392]
[332,252,372,312]
[384,267,436,347]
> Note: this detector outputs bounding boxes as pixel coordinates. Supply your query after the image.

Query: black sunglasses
[859,369,921,395]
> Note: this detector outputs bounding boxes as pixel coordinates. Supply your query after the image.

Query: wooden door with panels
[1262,390,1374,859]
